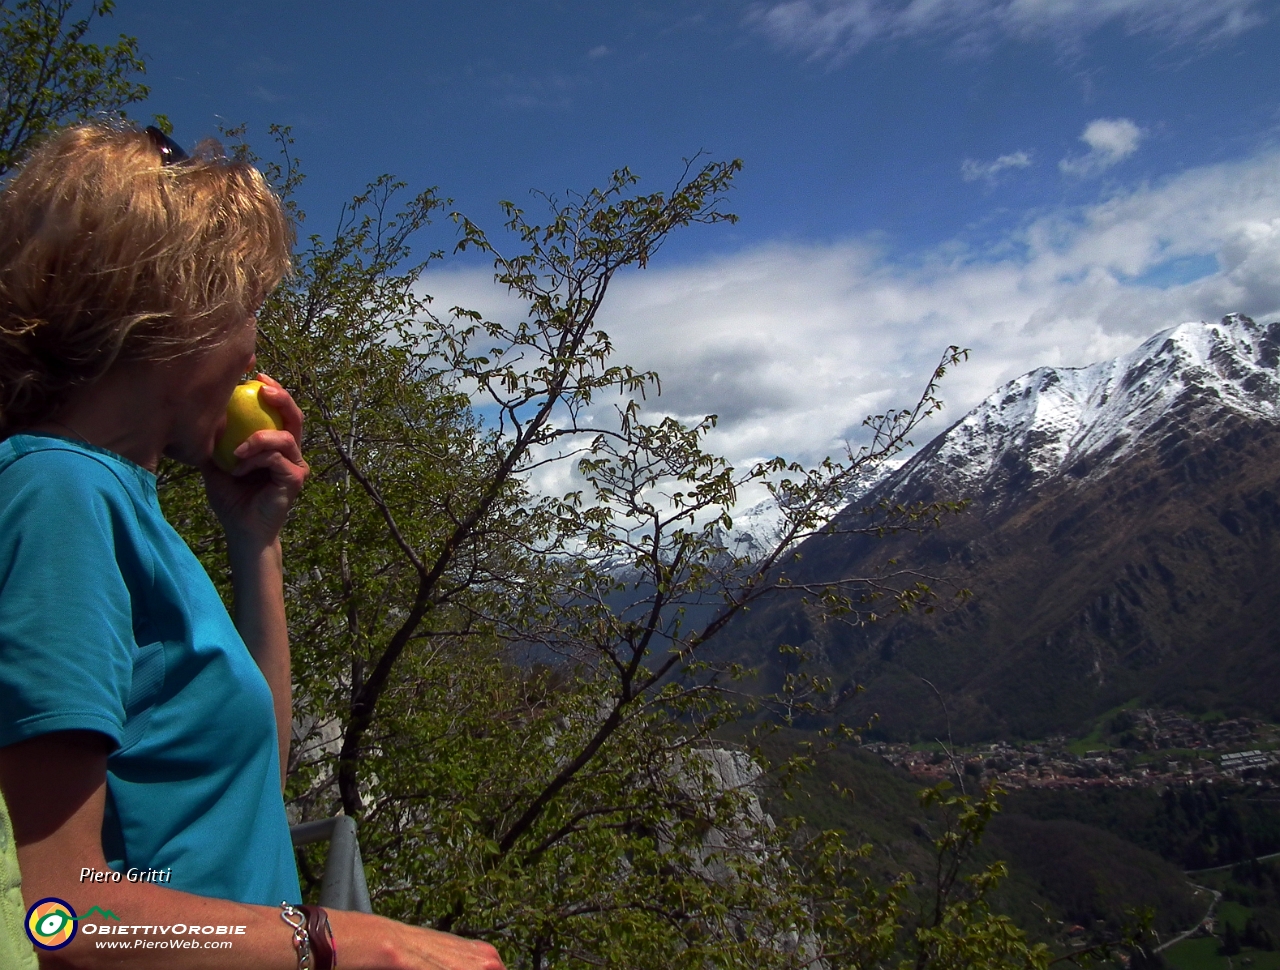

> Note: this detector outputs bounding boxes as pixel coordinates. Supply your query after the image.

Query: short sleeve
[0,450,149,749]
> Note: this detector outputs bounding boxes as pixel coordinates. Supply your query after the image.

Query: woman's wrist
[227,533,284,571]
[280,902,337,970]
[322,910,402,970]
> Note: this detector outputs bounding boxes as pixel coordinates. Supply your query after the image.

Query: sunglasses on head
[144,125,190,166]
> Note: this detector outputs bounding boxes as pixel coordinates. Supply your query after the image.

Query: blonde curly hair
[0,123,293,434]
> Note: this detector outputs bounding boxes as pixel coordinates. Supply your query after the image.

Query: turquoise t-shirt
[0,434,300,906]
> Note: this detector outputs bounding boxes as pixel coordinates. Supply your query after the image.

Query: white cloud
[1059,118,1143,177]
[587,45,611,59]
[746,0,1268,61]
[961,150,1033,183]
[489,71,578,110]
[420,148,1280,500]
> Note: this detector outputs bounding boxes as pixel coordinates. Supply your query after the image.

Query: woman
[0,124,503,970]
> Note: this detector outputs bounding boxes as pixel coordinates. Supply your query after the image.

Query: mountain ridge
[876,312,1280,505]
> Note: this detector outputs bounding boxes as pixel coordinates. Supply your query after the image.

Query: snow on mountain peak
[892,313,1280,498]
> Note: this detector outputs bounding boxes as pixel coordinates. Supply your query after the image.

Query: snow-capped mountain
[727,456,910,559]
[711,314,1280,743]
[885,312,1280,503]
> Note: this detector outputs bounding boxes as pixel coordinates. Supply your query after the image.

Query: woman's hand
[203,373,309,551]
[326,912,507,970]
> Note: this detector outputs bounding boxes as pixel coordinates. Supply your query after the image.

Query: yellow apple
[213,379,284,473]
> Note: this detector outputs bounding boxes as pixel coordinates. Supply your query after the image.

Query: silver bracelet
[280,901,312,970]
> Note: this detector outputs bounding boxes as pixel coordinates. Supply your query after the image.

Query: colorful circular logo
[25,897,77,950]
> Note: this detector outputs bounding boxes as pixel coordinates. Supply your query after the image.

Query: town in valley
[863,709,1280,791]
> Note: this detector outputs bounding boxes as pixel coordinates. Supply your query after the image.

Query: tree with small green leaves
[0,0,148,176]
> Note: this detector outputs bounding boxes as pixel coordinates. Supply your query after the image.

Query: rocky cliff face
[715,314,1280,741]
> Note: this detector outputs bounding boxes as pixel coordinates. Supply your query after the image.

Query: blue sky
[106,0,1280,478]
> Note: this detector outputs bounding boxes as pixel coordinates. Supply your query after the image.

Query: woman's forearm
[227,538,291,788]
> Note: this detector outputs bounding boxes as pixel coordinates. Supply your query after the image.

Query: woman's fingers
[231,430,308,493]
[233,428,303,466]
[254,372,304,443]
[408,930,506,970]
